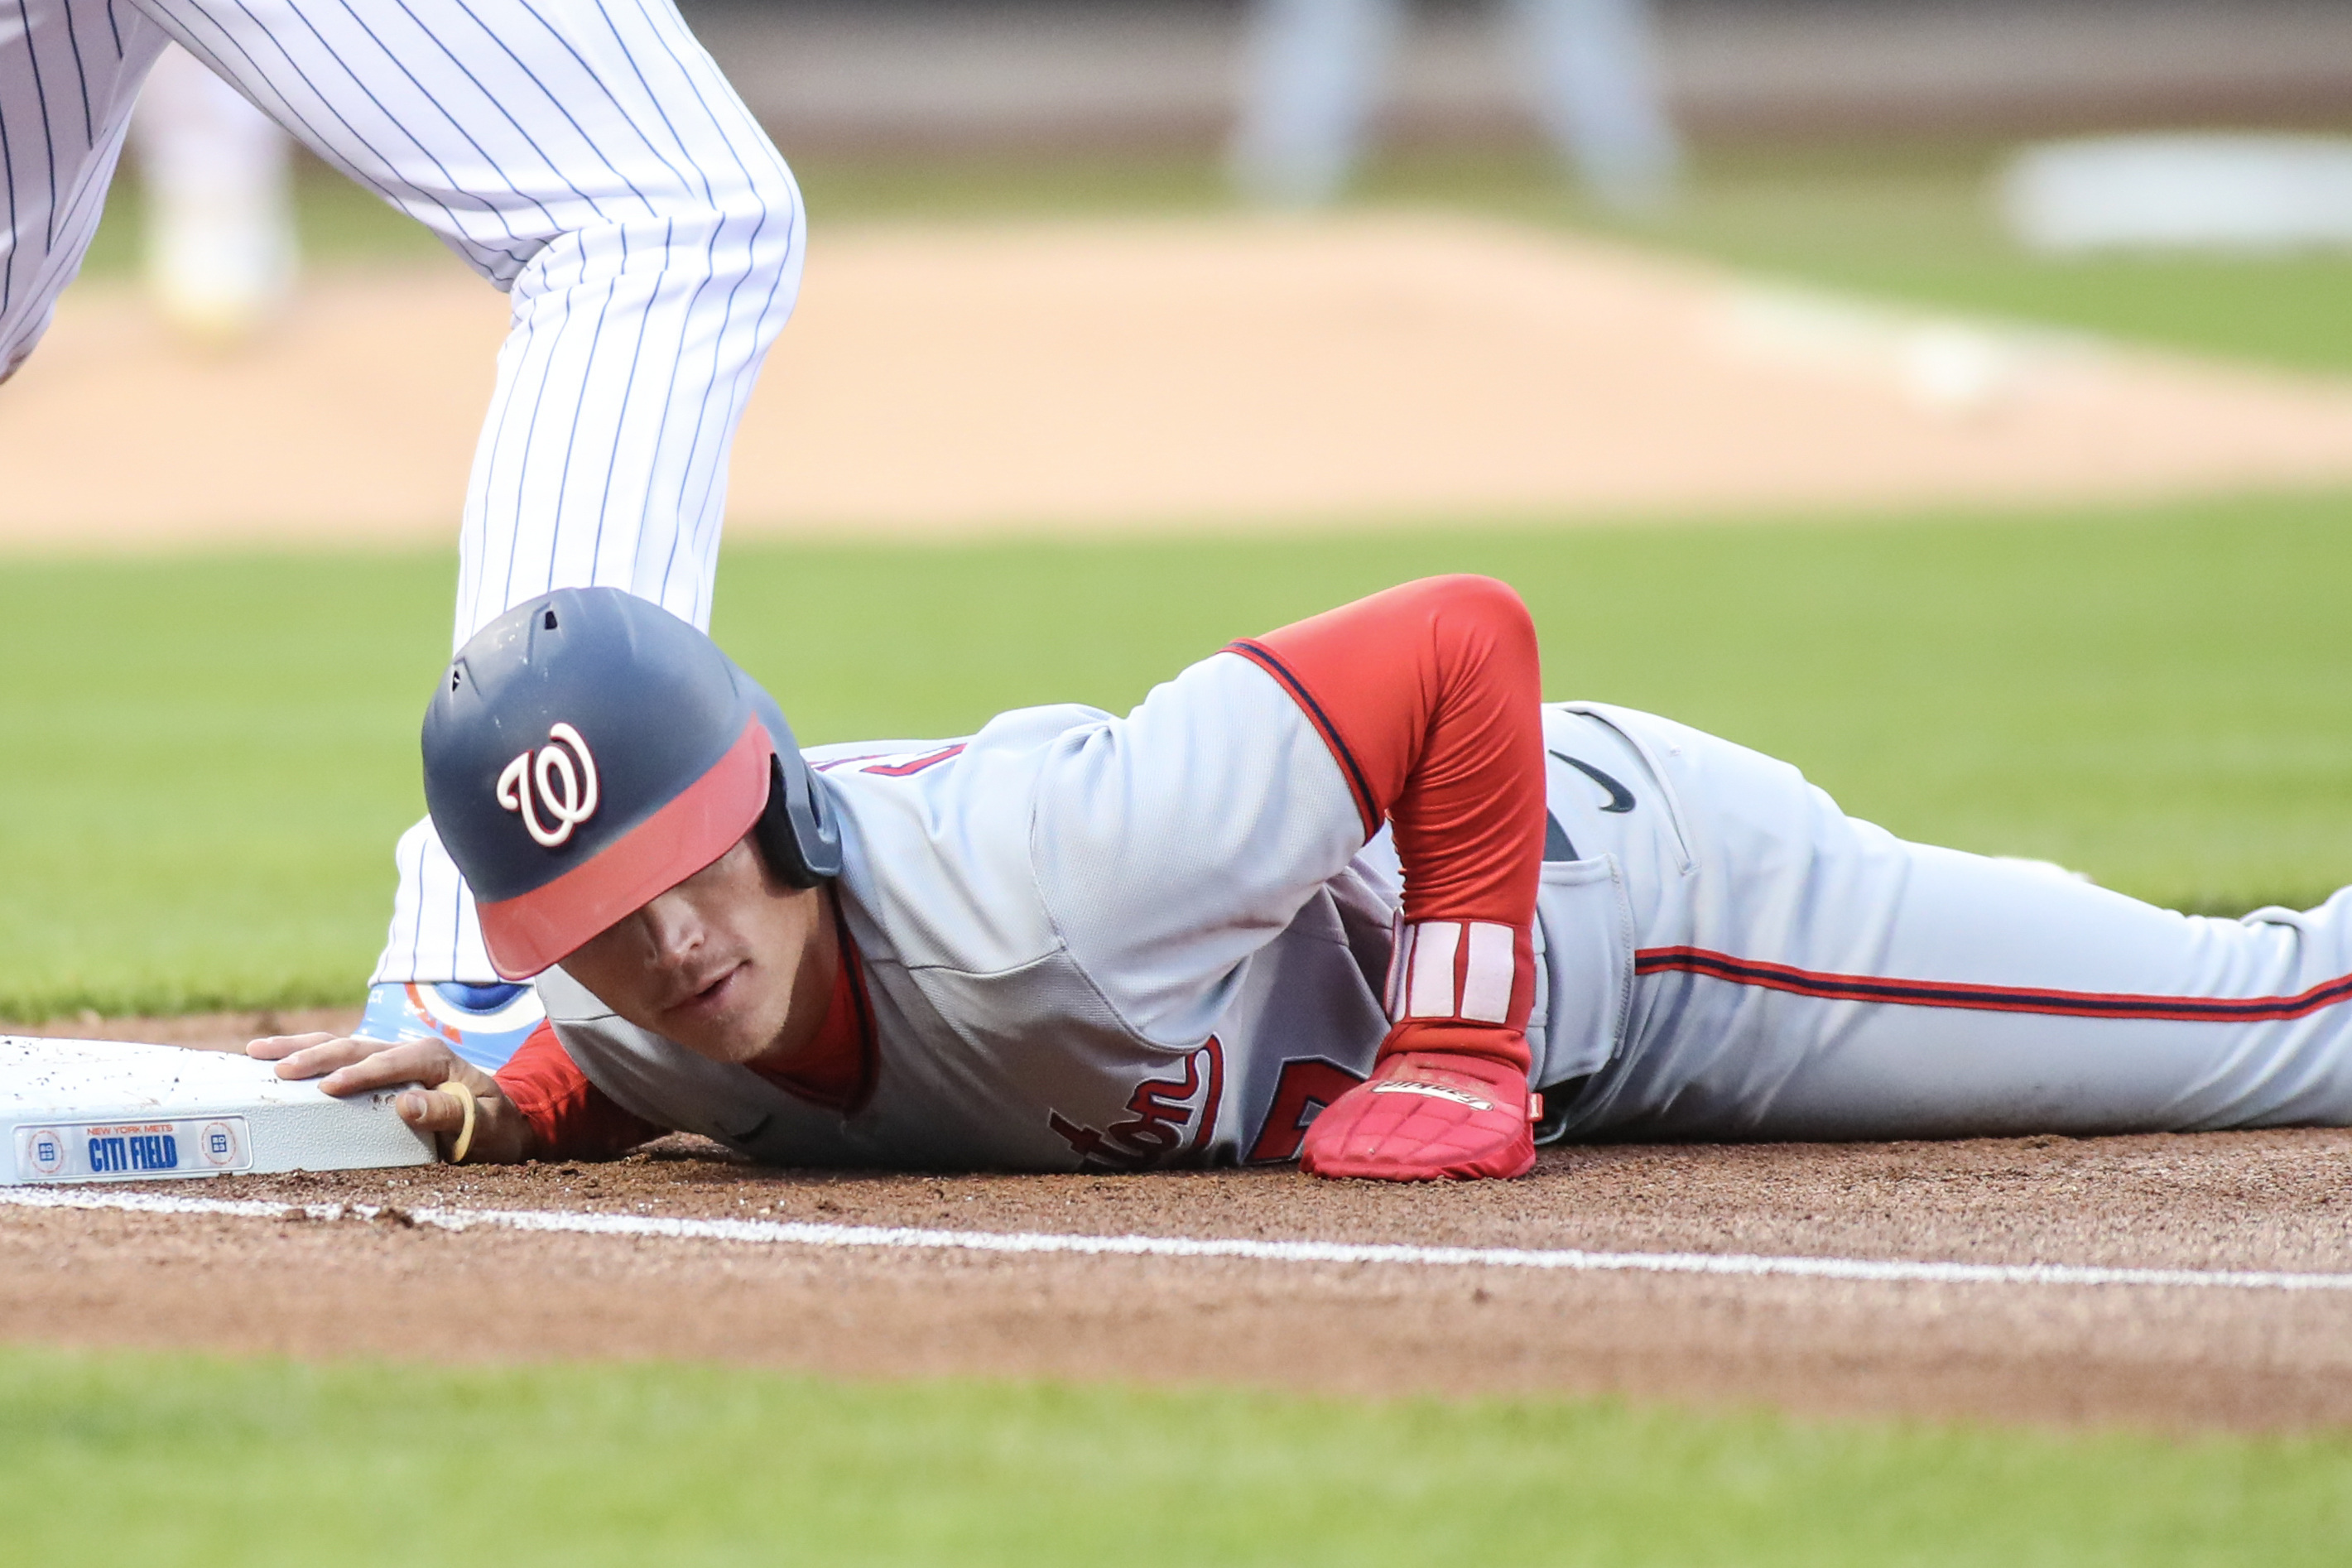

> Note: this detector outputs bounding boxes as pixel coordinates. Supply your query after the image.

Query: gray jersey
[544,643,2352,1162]
[538,654,1633,1170]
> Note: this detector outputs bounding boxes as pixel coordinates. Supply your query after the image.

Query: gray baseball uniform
[531,652,2352,1169]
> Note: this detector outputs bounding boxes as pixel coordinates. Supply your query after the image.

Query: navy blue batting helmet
[423,588,841,979]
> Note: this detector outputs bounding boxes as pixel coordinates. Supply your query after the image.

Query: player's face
[560,834,835,1067]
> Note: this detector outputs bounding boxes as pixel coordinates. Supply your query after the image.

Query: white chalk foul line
[4,1183,2349,1294]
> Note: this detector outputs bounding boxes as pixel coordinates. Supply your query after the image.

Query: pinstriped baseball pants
[0,0,803,984]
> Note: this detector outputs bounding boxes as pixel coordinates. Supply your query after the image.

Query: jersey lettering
[1049,1039,1225,1171]
[1244,1058,1368,1164]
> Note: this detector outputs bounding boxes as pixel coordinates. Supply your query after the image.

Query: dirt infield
[11,213,2352,546]
[5,1028,2349,1432]
[9,1008,361,1050]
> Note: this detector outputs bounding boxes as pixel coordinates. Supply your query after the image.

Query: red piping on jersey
[861,743,966,777]
[1635,946,2352,1022]
[1224,638,1381,839]
[1231,576,1546,1069]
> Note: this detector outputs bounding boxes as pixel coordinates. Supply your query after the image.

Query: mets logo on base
[497,721,600,848]
[22,1128,67,1178]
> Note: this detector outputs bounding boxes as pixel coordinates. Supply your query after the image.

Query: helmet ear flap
[753,752,841,889]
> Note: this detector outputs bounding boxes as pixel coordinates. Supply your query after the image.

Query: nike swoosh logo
[1550,751,1636,813]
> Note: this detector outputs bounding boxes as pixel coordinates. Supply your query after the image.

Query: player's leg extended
[0,0,171,379]
[1505,0,1679,211]
[1228,0,1404,205]
[133,43,298,344]
[135,0,801,631]
[1562,711,2352,1142]
[131,0,803,1048]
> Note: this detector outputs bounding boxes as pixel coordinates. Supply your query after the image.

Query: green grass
[0,554,459,1017]
[4,494,2351,1021]
[3,1347,2347,1566]
[76,156,458,281]
[1359,141,2352,377]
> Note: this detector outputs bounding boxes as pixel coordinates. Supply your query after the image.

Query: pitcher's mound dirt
[10,213,2352,547]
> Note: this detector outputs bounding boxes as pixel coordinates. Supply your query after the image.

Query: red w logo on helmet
[496,722,600,848]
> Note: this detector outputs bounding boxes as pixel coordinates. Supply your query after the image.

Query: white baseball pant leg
[133,41,296,339]
[0,0,169,380]
[1504,0,1677,210]
[1228,0,1404,206]
[0,0,802,986]
[1539,705,2352,1142]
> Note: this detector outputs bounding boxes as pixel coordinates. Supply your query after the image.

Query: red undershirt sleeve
[1226,575,1546,1072]
[494,1020,664,1161]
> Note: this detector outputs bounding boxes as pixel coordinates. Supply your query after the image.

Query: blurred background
[26,0,2352,549]
[50,0,2352,274]
[676,0,2352,153]
[79,0,2352,233]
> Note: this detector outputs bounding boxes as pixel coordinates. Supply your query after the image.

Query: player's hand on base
[248,1032,537,1165]
[1299,1050,1539,1181]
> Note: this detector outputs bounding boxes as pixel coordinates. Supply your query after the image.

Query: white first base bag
[2,1037,434,1185]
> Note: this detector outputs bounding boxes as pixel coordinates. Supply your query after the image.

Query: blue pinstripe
[589,2,712,203]
[258,0,560,236]
[16,0,60,248]
[0,77,19,319]
[546,243,619,550]
[0,0,803,980]
[440,0,647,211]
[161,7,537,259]
[59,0,95,145]
[370,0,621,221]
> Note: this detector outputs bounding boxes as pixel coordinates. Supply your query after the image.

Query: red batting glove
[1299,1050,1540,1181]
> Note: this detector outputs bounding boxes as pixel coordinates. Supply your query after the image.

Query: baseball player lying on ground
[255,577,2352,1181]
